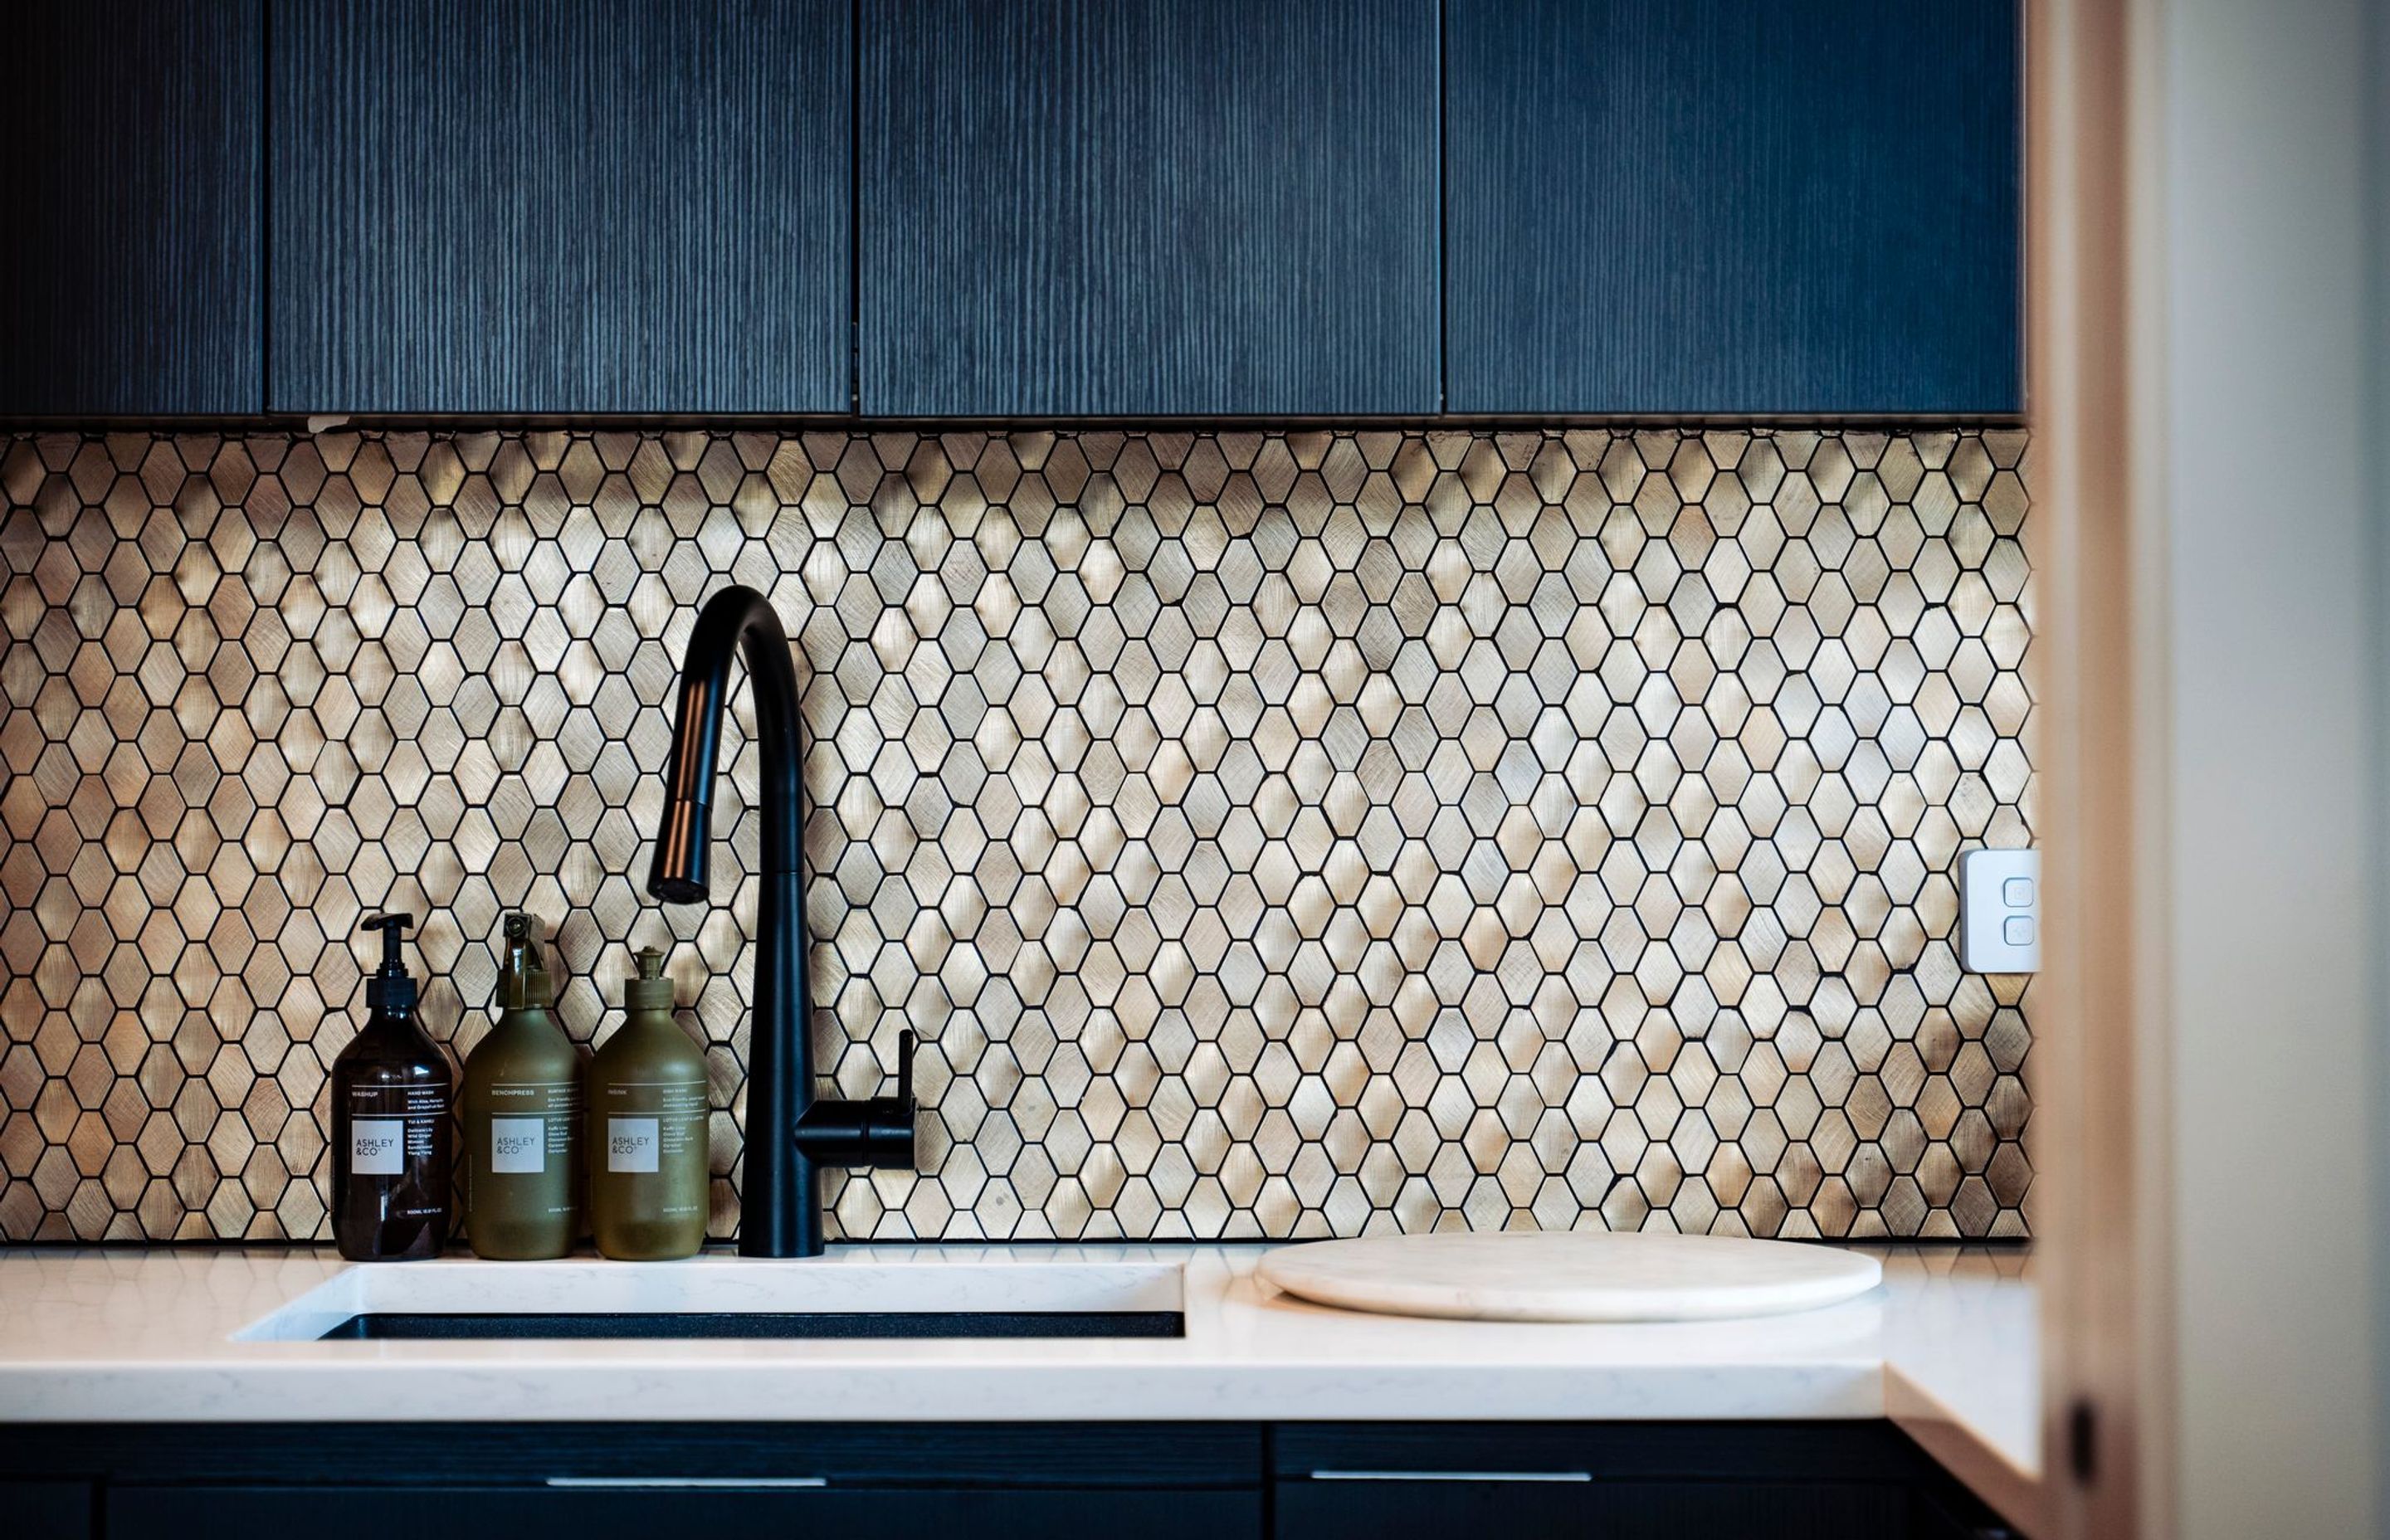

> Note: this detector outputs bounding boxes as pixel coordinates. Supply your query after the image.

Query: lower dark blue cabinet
[1276,1477,1905,1540]
[108,1484,1261,1540]
[1272,1423,1953,1540]
[12,1421,1999,1540]
[5,1480,92,1540]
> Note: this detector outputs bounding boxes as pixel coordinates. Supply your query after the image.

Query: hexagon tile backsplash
[0,426,2032,1244]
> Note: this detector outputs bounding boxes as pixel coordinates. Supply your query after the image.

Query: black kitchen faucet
[646,583,917,1258]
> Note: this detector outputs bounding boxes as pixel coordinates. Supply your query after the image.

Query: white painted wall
[2156,0,2382,1534]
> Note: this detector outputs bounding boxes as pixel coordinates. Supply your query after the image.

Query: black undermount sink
[317,1310,1186,1341]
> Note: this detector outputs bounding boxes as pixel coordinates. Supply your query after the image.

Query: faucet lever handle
[895,1029,916,1109]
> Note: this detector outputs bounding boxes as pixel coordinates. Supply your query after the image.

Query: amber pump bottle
[330,913,452,1261]
[461,913,582,1259]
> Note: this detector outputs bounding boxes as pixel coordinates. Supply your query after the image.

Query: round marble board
[1256,1231,1883,1323]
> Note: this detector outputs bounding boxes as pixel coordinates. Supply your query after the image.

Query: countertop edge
[1888,1362,2044,1534]
[0,1358,1888,1425]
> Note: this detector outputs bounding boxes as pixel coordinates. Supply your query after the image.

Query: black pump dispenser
[362,912,417,1015]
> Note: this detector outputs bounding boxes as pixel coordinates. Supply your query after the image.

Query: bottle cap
[497,912,554,1010]
[361,913,417,1014]
[623,946,675,1011]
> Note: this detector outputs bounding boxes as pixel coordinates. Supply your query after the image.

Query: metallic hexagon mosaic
[0,426,2033,1243]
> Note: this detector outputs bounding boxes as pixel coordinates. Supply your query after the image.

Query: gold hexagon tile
[0,426,2032,1243]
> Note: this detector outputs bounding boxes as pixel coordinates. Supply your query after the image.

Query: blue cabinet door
[3,1480,90,1540]
[106,1484,1261,1540]
[1447,0,2021,416]
[1276,1478,1906,1540]
[0,1,263,417]
[270,0,850,415]
[860,0,1440,417]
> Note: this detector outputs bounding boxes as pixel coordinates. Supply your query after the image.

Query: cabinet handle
[544,1477,828,1489]
[1308,1470,1593,1484]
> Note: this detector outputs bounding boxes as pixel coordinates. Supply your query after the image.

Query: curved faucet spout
[648,585,804,901]
[646,584,810,1256]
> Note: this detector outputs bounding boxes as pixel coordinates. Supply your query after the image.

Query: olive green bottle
[462,913,581,1259]
[588,947,710,1260]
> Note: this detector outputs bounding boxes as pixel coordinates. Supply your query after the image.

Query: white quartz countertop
[0,1241,2037,1529]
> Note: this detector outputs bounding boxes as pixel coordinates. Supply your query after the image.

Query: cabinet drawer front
[109,1484,1259,1540]
[1275,1478,1905,1540]
[4,1480,92,1540]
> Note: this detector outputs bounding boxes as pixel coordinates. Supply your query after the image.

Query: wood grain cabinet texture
[1446,0,2022,416]
[0,2,2022,421]
[859,0,1441,418]
[0,0,264,417]
[268,0,851,415]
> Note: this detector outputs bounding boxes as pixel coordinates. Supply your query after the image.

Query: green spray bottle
[461,912,581,1259]
[588,947,710,1260]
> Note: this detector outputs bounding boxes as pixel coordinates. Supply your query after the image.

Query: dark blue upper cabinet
[860,0,1440,418]
[0,1,263,418]
[1446,0,2021,417]
[270,0,850,416]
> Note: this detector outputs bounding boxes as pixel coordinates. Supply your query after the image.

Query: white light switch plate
[1958,849,2040,973]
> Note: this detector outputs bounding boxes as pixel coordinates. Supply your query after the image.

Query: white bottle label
[490,1116,545,1173]
[608,1117,661,1173]
[351,1118,405,1176]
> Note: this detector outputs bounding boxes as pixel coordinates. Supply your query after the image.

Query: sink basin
[316,1309,1180,1340]
[238,1253,1186,1342]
